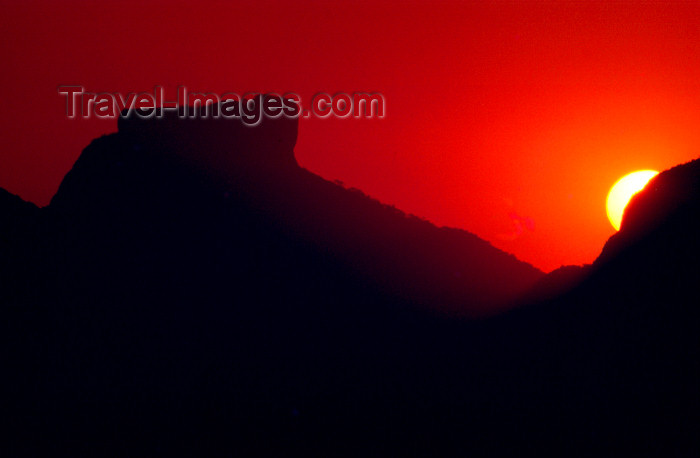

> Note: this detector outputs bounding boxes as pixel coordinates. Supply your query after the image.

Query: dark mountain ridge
[44,103,544,315]
[1,103,698,456]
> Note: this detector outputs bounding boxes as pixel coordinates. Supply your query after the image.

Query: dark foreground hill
[1,104,698,456]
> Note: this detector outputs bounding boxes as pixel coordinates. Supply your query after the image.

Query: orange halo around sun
[606,170,659,231]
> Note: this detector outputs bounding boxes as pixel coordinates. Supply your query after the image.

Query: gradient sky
[2,0,700,271]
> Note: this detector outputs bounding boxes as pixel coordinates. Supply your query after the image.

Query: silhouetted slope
[48,103,543,314]
[523,158,700,304]
[1,104,699,456]
[494,157,700,455]
[598,158,700,264]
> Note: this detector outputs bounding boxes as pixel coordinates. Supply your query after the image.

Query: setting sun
[606,170,659,231]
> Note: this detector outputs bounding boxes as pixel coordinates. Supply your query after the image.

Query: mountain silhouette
[1,102,698,456]
[47,101,544,315]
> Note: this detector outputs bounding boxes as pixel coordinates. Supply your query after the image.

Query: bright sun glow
[606,170,659,231]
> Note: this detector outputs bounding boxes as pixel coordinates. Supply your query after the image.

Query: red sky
[2,0,700,271]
